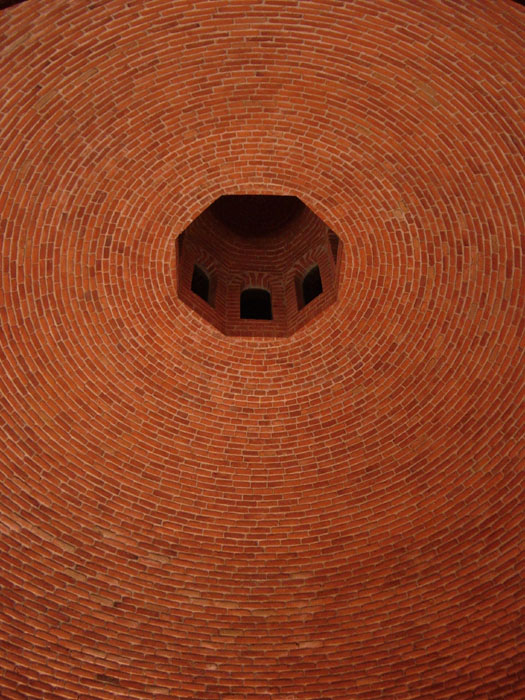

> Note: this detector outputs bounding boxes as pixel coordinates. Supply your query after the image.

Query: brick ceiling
[0,1,523,698]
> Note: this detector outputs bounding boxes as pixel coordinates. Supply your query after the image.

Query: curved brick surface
[0,1,523,698]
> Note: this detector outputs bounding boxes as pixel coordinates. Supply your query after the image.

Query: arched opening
[240,288,272,320]
[191,264,211,304]
[329,231,339,263]
[301,265,323,307]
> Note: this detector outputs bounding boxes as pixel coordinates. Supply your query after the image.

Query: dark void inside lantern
[210,195,304,237]
[0,0,29,8]
[303,265,323,305]
[191,264,210,303]
[240,288,273,320]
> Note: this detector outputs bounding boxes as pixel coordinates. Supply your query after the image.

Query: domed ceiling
[0,1,523,698]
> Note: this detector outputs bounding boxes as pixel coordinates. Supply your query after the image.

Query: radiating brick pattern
[0,1,523,699]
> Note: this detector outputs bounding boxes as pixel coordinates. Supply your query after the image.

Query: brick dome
[0,1,523,699]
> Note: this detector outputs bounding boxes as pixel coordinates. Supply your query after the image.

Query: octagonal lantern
[176,195,342,337]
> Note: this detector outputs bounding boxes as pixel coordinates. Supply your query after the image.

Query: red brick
[0,0,523,698]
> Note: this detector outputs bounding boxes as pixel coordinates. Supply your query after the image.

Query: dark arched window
[240,288,272,320]
[191,264,210,304]
[329,231,339,263]
[302,265,323,306]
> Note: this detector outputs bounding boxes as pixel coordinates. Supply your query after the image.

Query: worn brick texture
[0,1,523,698]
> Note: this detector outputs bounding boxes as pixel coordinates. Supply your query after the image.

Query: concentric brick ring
[0,1,523,698]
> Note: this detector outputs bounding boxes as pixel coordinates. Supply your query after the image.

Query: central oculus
[176,194,342,337]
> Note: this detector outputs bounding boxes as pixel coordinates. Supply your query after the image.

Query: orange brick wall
[0,1,523,699]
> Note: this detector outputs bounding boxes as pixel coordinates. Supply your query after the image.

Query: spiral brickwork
[0,1,523,698]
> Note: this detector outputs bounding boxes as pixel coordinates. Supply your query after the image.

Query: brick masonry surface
[0,1,523,699]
